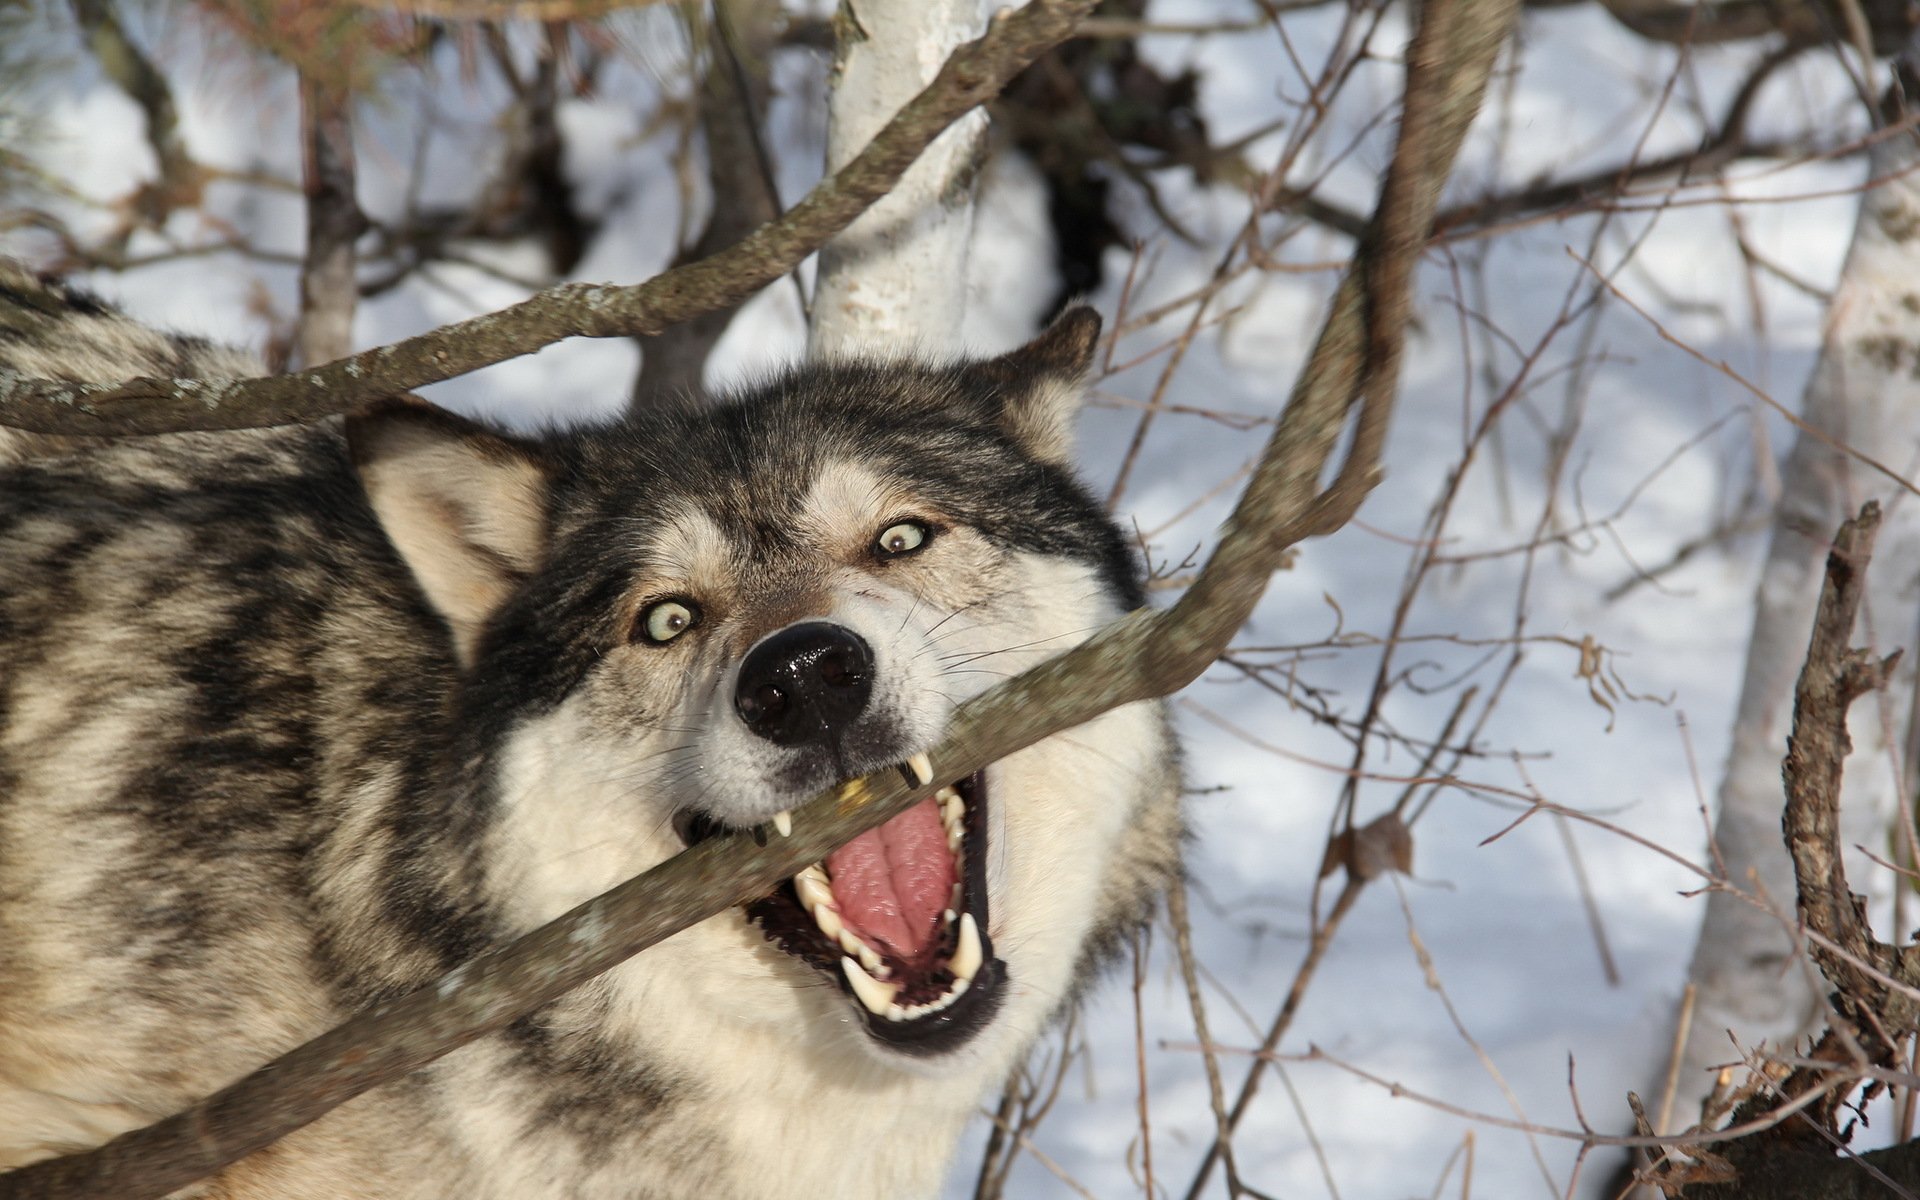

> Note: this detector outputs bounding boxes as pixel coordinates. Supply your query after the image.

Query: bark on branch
[0,1,1520,1196]
[0,0,1099,437]
[1781,502,1908,1029]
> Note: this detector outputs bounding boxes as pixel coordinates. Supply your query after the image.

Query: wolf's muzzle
[734,621,874,746]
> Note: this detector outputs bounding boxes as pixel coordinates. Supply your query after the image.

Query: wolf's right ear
[970,306,1102,467]
[347,399,551,665]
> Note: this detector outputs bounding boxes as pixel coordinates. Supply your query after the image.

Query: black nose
[734,622,875,746]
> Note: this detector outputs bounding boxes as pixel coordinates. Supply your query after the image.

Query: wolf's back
[0,269,461,1176]
[0,262,262,463]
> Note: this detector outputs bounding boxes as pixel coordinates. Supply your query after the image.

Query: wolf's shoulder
[0,261,261,386]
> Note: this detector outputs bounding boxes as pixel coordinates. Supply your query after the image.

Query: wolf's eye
[638,599,700,644]
[875,521,931,558]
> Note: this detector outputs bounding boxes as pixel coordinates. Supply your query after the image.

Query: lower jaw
[744,770,1005,1055]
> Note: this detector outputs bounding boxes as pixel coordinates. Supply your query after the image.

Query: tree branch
[0,0,1100,437]
[0,1,1520,1196]
[1782,502,1906,1027]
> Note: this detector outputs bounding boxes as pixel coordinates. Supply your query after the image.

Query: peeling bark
[808,0,986,357]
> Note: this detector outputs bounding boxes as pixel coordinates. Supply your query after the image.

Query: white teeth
[794,865,847,942]
[842,956,899,1015]
[943,908,957,925]
[833,928,889,978]
[771,810,793,838]
[937,784,967,850]
[884,977,973,1022]
[795,869,834,913]
[952,912,983,982]
[905,753,934,787]
[814,903,843,941]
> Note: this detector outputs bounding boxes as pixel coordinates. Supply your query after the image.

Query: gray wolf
[0,263,1182,1198]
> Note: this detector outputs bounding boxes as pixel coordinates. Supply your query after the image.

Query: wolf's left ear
[346,399,552,666]
[971,305,1102,466]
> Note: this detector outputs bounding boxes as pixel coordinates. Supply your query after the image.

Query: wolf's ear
[346,399,551,665]
[971,305,1102,466]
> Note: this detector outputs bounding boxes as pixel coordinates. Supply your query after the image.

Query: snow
[0,3,1885,1196]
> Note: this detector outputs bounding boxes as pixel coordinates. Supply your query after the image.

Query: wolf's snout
[734,622,874,745]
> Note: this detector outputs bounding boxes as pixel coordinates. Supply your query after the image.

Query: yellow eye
[875,521,930,558]
[639,599,700,644]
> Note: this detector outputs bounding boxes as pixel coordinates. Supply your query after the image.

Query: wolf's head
[346,308,1180,1072]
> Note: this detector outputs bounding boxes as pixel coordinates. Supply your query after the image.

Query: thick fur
[0,263,1182,1199]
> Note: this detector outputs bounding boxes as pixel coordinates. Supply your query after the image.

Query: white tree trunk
[808,0,987,357]
[1651,123,1920,1138]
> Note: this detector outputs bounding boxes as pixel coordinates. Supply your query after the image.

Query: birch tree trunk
[808,0,987,356]
[1647,111,1920,1144]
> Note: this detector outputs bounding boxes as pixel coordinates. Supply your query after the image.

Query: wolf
[0,262,1182,1199]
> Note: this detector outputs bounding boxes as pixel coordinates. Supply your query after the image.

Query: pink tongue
[825,796,958,962]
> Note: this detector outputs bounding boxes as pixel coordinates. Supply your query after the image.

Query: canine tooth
[905,753,934,787]
[814,904,843,941]
[841,957,899,1015]
[771,810,793,838]
[952,912,983,981]
[795,871,834,912]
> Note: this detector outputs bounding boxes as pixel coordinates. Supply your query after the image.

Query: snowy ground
[2,2,1881,1196]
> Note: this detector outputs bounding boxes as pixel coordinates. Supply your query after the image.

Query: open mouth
[677,769,1004,1055]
